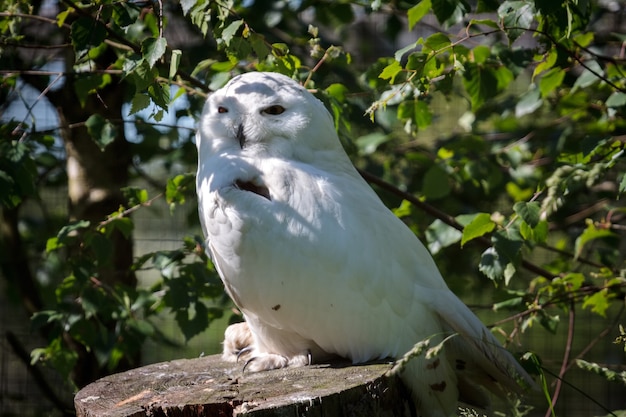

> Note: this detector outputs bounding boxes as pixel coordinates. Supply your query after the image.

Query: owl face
[196,72,341,163]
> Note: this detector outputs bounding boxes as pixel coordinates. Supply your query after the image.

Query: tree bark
[74,355,414,417]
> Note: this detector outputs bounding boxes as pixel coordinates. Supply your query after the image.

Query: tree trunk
[74,355,414,417]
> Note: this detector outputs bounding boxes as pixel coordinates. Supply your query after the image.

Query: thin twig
[545,302,575,417]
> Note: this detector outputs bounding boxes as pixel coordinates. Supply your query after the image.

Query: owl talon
[242,353,289,373]
[236,346,253,362]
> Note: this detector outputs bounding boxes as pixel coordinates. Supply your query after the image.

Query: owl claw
[242,353,289,373]
[236,346,253,362]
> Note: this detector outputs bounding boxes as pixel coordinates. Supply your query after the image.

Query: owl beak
[234,179,271,201]
[236,124,246,149]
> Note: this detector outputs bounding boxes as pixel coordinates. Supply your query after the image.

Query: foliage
[1,0,625,415]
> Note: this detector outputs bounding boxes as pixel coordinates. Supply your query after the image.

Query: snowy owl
[195,71,534,416]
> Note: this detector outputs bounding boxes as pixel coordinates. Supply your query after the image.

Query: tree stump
[74,354,414,417]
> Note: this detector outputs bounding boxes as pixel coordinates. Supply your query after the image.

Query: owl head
[196,72,345,164]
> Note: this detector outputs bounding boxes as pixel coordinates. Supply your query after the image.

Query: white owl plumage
[195,71,534,417]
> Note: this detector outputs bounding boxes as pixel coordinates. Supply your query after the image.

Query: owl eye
[217,106,228,113]
[262,105,285,115]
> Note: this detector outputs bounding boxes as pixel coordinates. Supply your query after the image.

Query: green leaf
[514,201,541,228]
[392,200,413,218]
[398,100,432,129]
[408,0,432,30]
[574,222,615,259]
[425,219,462,255]
[538,310,560,334]
[326,83,349,102]
[432,0,470,26]
[574,32,594,48]
[481,231,522,283]
[166,173,195,211]
[85,114,118,151]
[479,247,504,281]
[606,92,626,108]
[539,68,566,97]
[355,133,390,155]
[71,16,106,54]
[249,33,270,60]
[423,32,451,52]
[147,82,169,109]
[498,1,536,42]
[533,48,558,78]
[493,296,524,311]
[422,164,450,200]
[576,359,626,385]
[379,60,403,82]
[47,220,91,251]
[211,60,237,72]
[468,18,500,29]
[405,53,428,72]
[572,60,603,91]
[102,217,134,239]
[395,43,418,62]
[520,219,548,244]
[472,45,491,64]
[88,233,113,265]
[74,74,111,108]
[129,93,151,115]
[169,49,182,79]
[175,301,209,341]
[220,20,243,46]
[122,186,149,206]
[463,63,498,109]
[515,88,542,117]
[126,59,157,91]
[619,174,626,197]
[460,213,495,246]
[582,289,612,317]
[142,37,167,68]
[128,318,155,338]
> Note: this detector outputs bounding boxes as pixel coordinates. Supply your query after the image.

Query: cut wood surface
[74,354,413,417]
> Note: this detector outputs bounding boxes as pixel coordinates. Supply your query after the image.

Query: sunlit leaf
[574,222,615,259]
[221,20,243,46]
[408,0,432,30]
[460,213,495,247]
[379,60,403,82]
[169,49,181,79]
[539,67,566,97]
[582,289,612,317]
